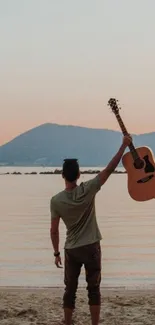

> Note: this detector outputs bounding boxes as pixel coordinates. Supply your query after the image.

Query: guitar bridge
[137,174,154,183]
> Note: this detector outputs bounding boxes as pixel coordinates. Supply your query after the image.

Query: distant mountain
[0,123,155,166]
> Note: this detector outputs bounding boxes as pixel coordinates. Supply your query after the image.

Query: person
[50,134,132,325]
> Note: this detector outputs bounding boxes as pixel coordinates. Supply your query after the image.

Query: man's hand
[55,255,63,268]
[122,134,132,147]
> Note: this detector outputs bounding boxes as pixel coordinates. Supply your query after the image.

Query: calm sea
[0,166,155,288]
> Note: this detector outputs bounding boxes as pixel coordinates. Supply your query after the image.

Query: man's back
[50,175,102,248]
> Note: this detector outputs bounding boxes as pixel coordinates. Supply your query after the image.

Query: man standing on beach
[50,134,132,325]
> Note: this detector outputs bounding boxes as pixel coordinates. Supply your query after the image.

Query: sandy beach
[1,287,155,325]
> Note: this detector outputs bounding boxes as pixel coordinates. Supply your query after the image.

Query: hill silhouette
[0,123,155,166]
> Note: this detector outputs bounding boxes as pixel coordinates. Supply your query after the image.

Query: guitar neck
[115,112,139,160]
[115,112,128,135]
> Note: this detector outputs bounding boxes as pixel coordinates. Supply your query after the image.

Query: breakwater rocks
[0,169,126,175]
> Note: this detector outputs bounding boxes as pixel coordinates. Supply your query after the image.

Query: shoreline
[1,285,155,290]
[1,286,155,294]
[0,286,155,298]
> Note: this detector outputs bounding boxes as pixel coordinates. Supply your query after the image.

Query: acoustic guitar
[108,98,155,202]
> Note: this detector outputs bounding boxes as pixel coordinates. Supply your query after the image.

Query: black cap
[63,158,78,162]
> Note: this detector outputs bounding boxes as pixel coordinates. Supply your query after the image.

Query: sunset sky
[1,0,155,145]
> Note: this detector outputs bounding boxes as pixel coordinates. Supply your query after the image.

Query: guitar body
[108,97,155,201]
[122,146,155,201]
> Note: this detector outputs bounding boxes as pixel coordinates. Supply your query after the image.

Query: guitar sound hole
[134,158,144,170]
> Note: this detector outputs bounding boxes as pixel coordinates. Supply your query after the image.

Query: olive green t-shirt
[50,175,102,249]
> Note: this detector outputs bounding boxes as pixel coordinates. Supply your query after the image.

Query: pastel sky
[1,0,155,145]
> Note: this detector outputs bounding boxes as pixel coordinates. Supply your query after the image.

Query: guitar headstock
[108,98,120,115]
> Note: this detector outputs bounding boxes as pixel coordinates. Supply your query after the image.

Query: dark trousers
[63,241,101,309]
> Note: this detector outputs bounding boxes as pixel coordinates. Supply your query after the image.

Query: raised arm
[98,134,132,186]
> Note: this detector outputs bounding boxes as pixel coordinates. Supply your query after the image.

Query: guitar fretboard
[115,112,139,161]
